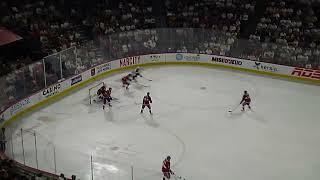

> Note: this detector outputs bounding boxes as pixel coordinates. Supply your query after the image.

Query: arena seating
[164,0,256,55]
[248,0,320,68]
[0,0,320,178]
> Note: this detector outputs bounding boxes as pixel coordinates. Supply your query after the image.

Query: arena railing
[0,28,319,179]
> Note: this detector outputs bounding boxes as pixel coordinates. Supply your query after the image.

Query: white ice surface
[6,66,320,180]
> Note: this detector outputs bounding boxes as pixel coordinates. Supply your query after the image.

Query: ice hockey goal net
[88,82,105,104]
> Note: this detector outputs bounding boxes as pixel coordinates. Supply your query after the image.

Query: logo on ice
[211,57,242,65]
[291,67,320,80]
[120,56,140,67]
[253,62,277,72]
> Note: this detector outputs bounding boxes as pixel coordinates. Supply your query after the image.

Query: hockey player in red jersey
[240,90,251,111]
[140,92,152,114]
[103,87,112,109]
[162,156,173,180]
[122,75,130,89]
[97,85,106,101]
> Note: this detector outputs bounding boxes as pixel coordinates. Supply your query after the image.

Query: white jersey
[129,68,141,79]
[133,68,140,75]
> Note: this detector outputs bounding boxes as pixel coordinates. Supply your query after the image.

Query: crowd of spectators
[246,0,320,68]
[0,0,83,54]
[166,0,255,29]
[2,0,320,78]
[92,0,156,36]
[1,0,320,177]
[2,0,320,118]
[0,0,257,79]
[0,0,159,110]
[165,0,255,55]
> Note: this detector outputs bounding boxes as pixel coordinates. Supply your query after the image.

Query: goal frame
[89,82,105,104]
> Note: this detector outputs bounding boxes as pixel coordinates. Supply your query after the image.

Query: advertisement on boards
[291,67,320,80]
[96,63,111,74]
[211,56,243,66]
[149,54,162,62]
[42,83,61,98]
[71,75,82,86]
[253,62,278,72]
[120,56,140,67]
[176,53,200,61]
[10,98,30,116]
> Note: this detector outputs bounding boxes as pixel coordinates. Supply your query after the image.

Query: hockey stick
[142,76,152,81]
[136,82,150,87]
[228,103,241,113]
[172,172,186,180]
[112,97,120,103]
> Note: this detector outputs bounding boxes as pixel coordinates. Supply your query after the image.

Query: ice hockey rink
[5,66,320,180]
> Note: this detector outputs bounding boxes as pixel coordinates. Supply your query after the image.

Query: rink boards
[1,53,320,127]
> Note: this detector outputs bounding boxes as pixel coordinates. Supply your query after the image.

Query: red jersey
[104,89,111,97]
[143,95,152,105]
[122,75,129,82]
[162,159,171,172]
[241,94,251,103]
[97,86,106,95]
